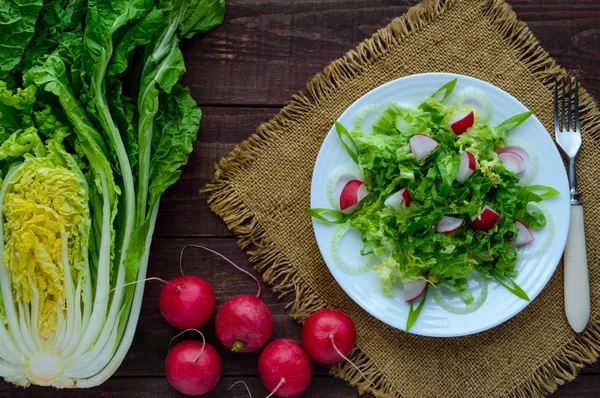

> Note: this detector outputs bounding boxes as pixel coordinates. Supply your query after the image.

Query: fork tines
[554,74,580,134]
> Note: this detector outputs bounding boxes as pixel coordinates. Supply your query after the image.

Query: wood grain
[2,374,599,397]
[180,0,600,106]
[2,0,599,397]
[154,107,280,237]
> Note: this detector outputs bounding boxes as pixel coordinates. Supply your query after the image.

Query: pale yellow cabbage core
[3,157,89,342]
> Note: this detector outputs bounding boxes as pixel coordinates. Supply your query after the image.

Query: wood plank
[1,376,365,397]
[180,0,600,106]
[154,107,280,237]
[3,374,600,397]
[551,374,600,397]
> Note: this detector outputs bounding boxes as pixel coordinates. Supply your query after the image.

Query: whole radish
[165,338,222,396]
[259,338,312,397]
[181,245,274,353]
[301,308,356,364]
[159,275,215,330]
[301,309,372,386]
[216,294,273,352]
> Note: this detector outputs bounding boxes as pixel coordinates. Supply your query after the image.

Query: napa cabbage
[0,0,225,388]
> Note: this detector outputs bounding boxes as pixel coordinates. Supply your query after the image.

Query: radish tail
[329,335,373,387]
[227,381,253,398]
[180,244,262,297]
[265,378,286,398]
[168,329,206,362]
[94,277,179,305]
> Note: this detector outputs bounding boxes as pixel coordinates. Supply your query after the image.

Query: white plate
[310,73,570,337]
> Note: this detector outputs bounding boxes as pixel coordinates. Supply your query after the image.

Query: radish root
[168,329,206,363]
[179,244,262,297]
[265,378,285,398]
[329,334,373,386]
[227,380,253,398]
[94,277,179,305]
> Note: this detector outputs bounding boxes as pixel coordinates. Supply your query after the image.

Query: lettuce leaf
[0,0,43,77]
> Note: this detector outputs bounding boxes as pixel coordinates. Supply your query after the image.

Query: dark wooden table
[4,1,600,397]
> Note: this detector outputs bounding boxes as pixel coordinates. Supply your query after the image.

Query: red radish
[259,339,312,398]
[436,216,463,234]
[409,134,439,161]
[457,151,476,183]
[165,339,222,396]
[470,206,500,231]
[511,220,535,247]
[339,179,368,214]
[180,245,274,353]
[216,294,273,353]
[404,280,427,302]
[301,309,356,364]
[159,275,215,330]
[498,151,525,174]
[384,188,411,211]
[449,111,474,135]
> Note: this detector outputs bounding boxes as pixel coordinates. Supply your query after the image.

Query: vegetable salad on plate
[307,79,559,331]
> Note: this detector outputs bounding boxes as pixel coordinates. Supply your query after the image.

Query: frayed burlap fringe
[205,0,600,397]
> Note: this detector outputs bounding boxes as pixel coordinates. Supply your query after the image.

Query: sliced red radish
[457,151,476,183]
[511,220,534,247]
[409,134,439,161]
[384,188,411,212]
[339,180,368,214]
[470,206,500,231]
[326,164,363,209]
[436,216,463,234]
[404,279,427,302]
[449,111,474,135]
[499,140,539,185]
[498,151,525,174]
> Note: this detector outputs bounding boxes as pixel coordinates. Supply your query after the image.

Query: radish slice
[339,180,368,214]
[326,164,363,209]
[511,220,534,247]
[331,223,378,275]
[470,205,500,231]
[501,138,539,185]
[404,279,427,302]
[384,188,411,212]
[518,203,555,260]
[449,111,474,135]
[409,134,439,161]
[457,151,476,183]
[354,104,383,134]
[453,87,493,122]
[436,216,463,234]
[498,151,526,174]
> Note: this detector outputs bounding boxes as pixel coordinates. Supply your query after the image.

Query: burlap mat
[205,0,600,396]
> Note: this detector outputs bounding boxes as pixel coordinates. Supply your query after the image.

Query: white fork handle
[564,205,590,333]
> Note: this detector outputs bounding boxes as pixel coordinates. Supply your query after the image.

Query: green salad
[308,79,559,331]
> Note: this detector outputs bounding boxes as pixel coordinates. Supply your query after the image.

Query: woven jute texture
[205,0,600,396]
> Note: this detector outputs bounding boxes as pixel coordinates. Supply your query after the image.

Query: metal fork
[554,74,590,333]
